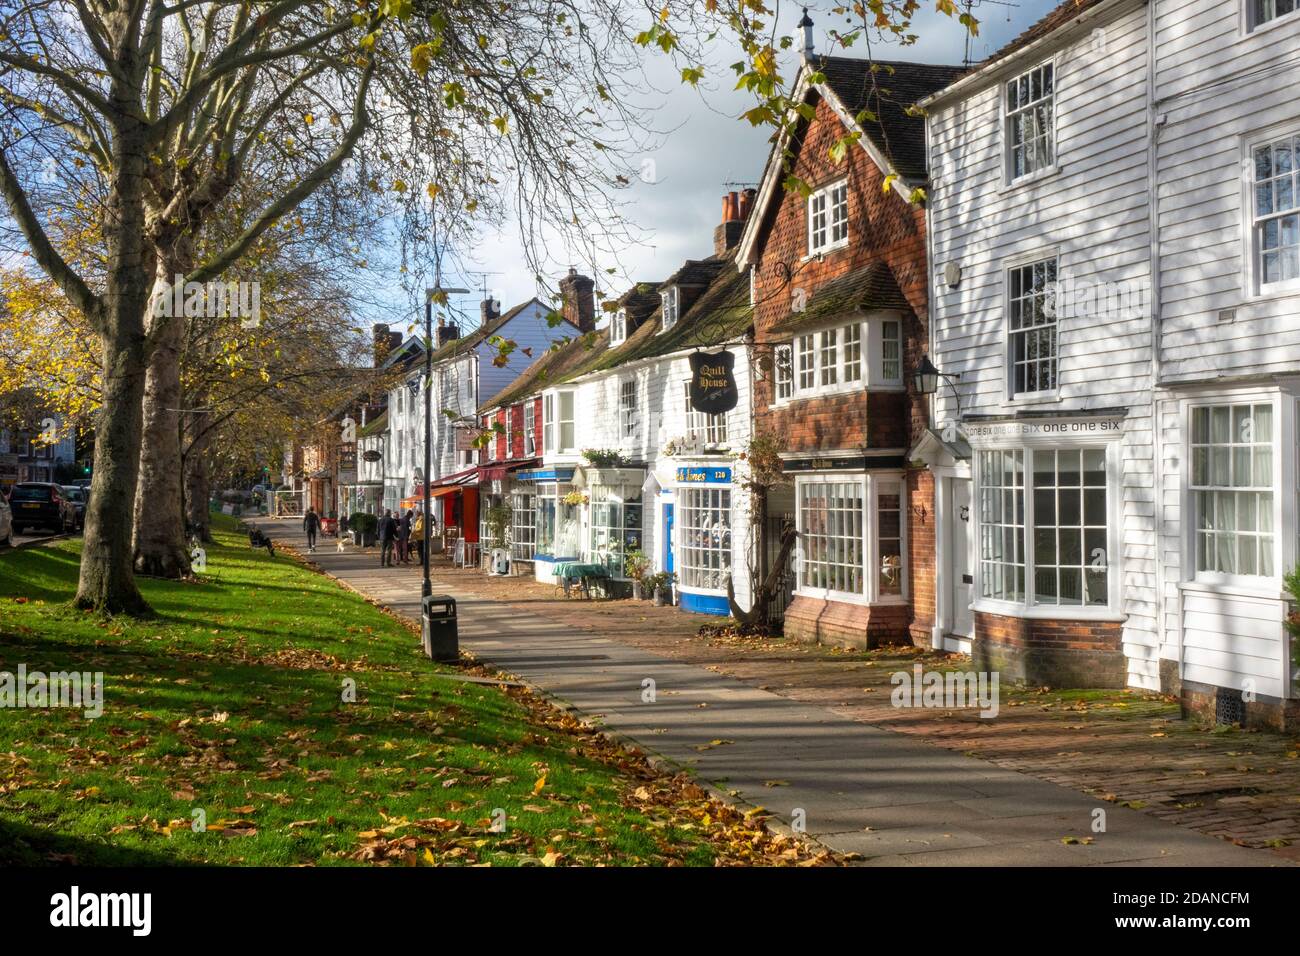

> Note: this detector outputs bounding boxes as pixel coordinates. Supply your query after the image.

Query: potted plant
[581,448,627,469]
[349,511,377,547]
[561,489,588,506]
[650,571,676,607]
[626,550,652,599]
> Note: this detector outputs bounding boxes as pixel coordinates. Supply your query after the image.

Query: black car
[60,485,88,532]
[8,482,67,534]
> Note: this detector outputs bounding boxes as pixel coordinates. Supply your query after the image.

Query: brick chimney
[372,323,402,367]
[559,267,595,333]
[714,188,754,256]
[480,297,500,327]
[435,316,460,349]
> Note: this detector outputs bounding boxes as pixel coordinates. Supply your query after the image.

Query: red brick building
[736,52,964,648]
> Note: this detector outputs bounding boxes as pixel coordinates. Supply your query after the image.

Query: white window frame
[807,180,849,256]
[971,438,1122,620]
[611,309,628,346]
[620,378,639,439]
[542,393,555,453]
[1006,254,1060,400]
[1246,0,1299,32]
[880,319,902,384]
[661,286,680,332]
[1184,395,1284,589]
[677,485,732,592]
[782,315,907,402]
[524,402,537,457]
[586,481,643,576]
[774,344,794,401]
[793,472,908,605]
[510,489,537,560]
[1244,126,1300,297]
[1003,60,1057,186]
[683,380,728,446]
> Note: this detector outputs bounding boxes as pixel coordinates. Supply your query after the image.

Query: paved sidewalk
[252,518,1279,866]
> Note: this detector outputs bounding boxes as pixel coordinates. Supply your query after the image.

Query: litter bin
[422,595,458,662]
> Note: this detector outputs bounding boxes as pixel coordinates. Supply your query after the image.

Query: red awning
[478,457,541,482]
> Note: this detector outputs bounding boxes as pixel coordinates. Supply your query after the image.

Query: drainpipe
[923,111,944,651]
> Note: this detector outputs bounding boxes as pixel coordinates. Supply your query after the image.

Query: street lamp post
[422,283,467,598]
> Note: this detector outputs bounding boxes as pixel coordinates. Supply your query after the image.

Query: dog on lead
[247,528,274,556]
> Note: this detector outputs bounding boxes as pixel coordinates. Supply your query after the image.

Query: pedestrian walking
[303,507,320,552]
[397,509,412,564]
[412,509,425,565]
[378,509,398,567]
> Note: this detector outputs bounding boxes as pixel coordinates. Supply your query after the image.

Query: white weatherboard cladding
[926,1,1159,689]
[563,344,756,611]
[1153,0,1300,383]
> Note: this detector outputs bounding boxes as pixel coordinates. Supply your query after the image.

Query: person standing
[378,509,398,567]
[412,509,425,565]
[303,507,320,552]
[397,509,413,564]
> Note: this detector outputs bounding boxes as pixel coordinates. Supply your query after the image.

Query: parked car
[0,496,12,547]
[7,482,66,534]
[60,485,88,532]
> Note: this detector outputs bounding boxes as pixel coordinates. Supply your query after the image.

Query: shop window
[877,485,903,596]
[678,486,731,591]
[978,449,1026,602]
[511,491,536,560]
[799,480,864,596]
[535,482,579,557]
[587,483,642,576]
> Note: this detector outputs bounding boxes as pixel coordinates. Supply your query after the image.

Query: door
[662,502,674,575]
[949,478,974,638]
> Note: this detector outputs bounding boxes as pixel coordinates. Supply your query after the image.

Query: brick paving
[256,518,1295,864]
[416,557,1300,861]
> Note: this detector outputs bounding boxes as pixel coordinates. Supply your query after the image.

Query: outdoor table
[552,562,610,598]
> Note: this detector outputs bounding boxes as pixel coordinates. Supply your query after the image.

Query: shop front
[574,466,646,589]
[782,453,909,648]
[667,463,738,616]
[516,467,579,583]
[962,413,1127,688]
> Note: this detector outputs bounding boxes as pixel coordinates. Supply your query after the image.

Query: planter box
[351,529,375,547]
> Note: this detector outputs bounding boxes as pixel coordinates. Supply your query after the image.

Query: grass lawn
[0,515,810,866]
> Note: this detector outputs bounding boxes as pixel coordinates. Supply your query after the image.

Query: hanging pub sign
[688,350,738,414]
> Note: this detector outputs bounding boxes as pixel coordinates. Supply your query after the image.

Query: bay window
[843,323,862,382]
[543,390,575,454]
[797,334,816,390]
[587,483,642,575]
[819,329,838,387]
[977,445,1115,611]
[775,344,793,401]
[678,487,731,591]
[1191,402,1275,578]
[796,473,907,602]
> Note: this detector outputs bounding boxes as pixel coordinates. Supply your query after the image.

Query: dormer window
[808,181,849,255]
[610,309,628,346]
[661,286,680,331]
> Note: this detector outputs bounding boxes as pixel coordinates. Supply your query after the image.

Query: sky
[407,0,1059,331]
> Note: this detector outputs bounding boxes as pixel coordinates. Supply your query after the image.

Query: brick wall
[907,466,936,647]
[973,610,1127,688]
[750,93,930,456]
[784,596,909,650]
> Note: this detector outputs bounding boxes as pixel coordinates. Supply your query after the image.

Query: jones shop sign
[688,350,738,414]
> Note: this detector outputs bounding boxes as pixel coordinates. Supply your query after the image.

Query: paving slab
[252,517,1282,867]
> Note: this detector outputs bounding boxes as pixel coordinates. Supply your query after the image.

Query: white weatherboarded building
[923,0,1300,727]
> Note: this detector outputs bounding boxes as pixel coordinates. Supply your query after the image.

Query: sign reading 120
[676,467,732,484]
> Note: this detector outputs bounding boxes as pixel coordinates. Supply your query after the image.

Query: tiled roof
[477,252,752,408]
[979,0,1110,69]
[429,296,565,363]
[815,56,967,181]
[768,260,911,336]
[664,258,728,289]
